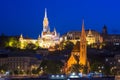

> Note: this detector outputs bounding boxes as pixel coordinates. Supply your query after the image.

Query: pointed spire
[38,35,40,38]
[45,8,47,18]
[54,27,56,32]
[87,29,93,37]
[79,19,87,66]
[38,34,41,40]
[81,19,86,39]
[82,19,85,33]
[54,27,57,36]
[43,8,49,32]
[88,29,92,35]
[20,34,23,38]
[19,34,23,41]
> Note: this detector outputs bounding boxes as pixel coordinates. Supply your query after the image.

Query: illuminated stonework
[63,30,103,45]
[43,8,49,32]
[65,20,88,74]
[79,20,87,66]
[86,29,95,45]
[19,8,60,49]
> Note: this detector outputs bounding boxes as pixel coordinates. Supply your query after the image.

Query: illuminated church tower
[79,20,87,66]
[19,8,60,49]
[19,34,25,49]
[65,20,87,74]
[43,8,49,32]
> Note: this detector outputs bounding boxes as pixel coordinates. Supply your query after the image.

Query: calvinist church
[19,8,60,49]
[64,20,90,74]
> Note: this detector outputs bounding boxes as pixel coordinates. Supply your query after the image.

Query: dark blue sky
[0,0,120,38]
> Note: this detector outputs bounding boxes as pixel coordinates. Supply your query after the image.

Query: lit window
[106,58,108,62]
[110,62,112,64]
[118,59,120,63]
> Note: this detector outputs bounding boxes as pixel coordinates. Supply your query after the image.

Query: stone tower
[102,25,108,35]
[65,20,87,74]
[19,34,24,49]
[79,20,87,66]
[43,8,49,32]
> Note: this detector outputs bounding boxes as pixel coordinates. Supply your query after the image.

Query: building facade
[62,29,103,45]
[0,53,40,73]
[65,20,88,74]
[102,25,120,43]
[79,20,87,66]
[19,8,60,49]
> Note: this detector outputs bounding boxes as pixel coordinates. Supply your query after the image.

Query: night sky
[0,0,120,38]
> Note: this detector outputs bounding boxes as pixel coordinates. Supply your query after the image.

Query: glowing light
[56,75,59,77]
[51,75,55,77]
[71,72,76,76]
[61,75,64,77]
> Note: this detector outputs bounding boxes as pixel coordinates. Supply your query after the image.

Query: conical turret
[19,34,23,41]
[38,35,41,40]
[54,27,57,36]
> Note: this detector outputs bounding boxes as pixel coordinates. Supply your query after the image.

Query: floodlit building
[102,25,120,43]
[65,20,89,74]
[62,30,103,45]
[0,53,41,73]
[19,8,60,49]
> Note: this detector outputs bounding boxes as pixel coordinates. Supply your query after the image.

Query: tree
[64,41,74,50]
[32,69,38,74]
[40,60,63,74]
[0,34,7,48]
[5,37,19,48]
[83,65,89,74]
[90,61,102,72]
[59,41,74,50]
[103,64,111,75]
[0,64,8,72]
[14,70,19,75]
[26,43,37,50]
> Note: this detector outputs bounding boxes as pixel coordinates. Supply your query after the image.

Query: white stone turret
[54,27,57,36]
[43,8,49,32]
[19,34,23,41]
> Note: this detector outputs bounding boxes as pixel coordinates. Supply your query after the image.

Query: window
[105,58,108,62]
[118,59,120,63]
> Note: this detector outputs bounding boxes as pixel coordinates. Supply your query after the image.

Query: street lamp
[17,66,20,75]
[98,66,104,73]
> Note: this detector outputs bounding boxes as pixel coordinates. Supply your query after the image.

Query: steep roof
[72,41,80,52]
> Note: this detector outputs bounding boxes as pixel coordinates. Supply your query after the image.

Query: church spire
[88,29,92,35]
[38,35,41,41]
[82,20,85,31]
[43,8,49,32]
[79,19,87,66]
[45,8,47,18]
[54,27,57,36]
[38,35,40,39]
[81,19,86,41]
[54,27,56,33]
[20,34,23,39]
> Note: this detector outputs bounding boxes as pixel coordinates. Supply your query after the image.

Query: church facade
[64,20,89,74]
[19,8,60,49]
